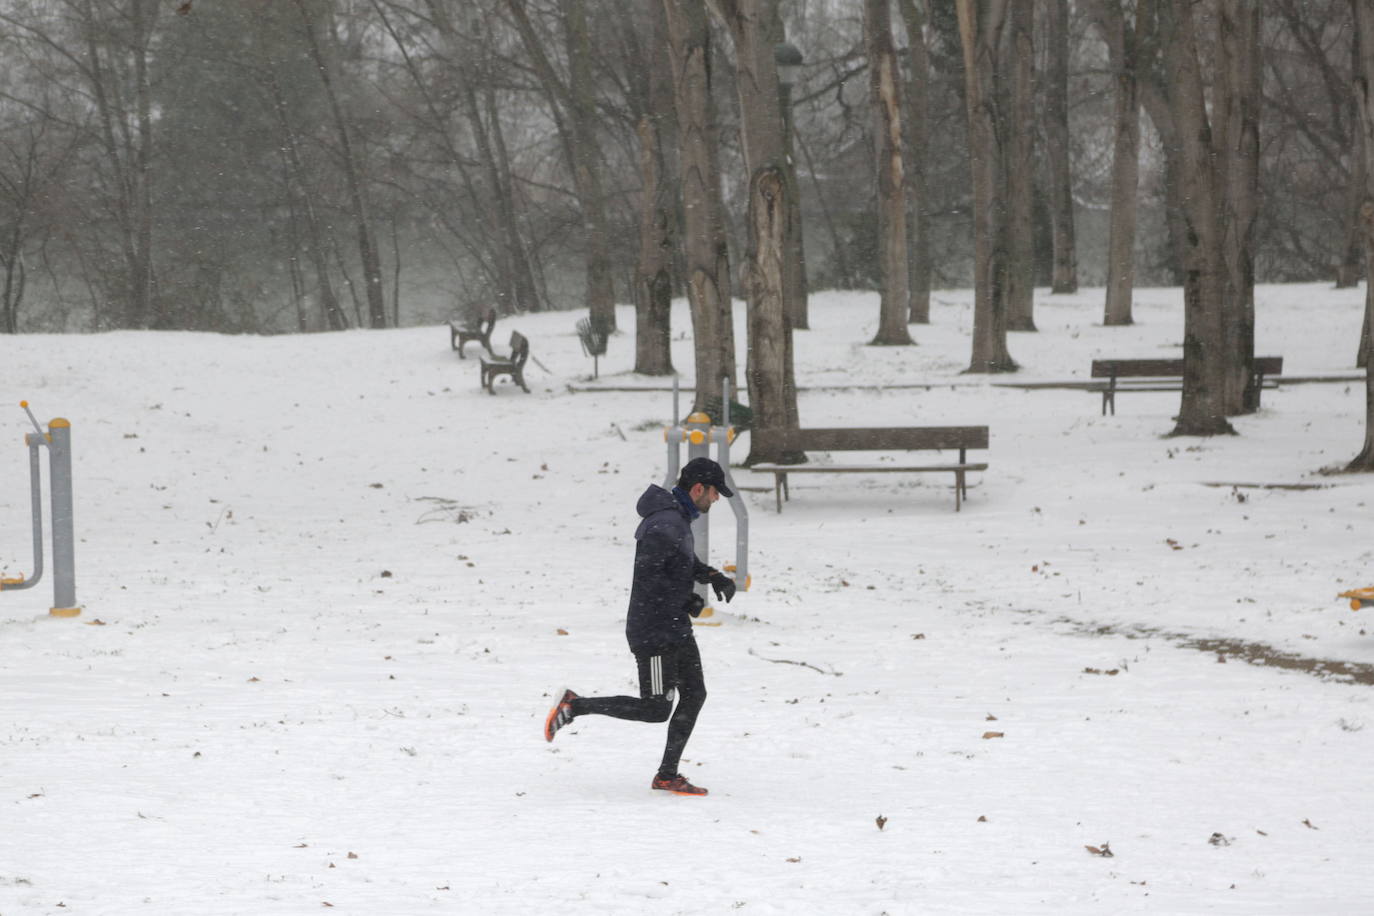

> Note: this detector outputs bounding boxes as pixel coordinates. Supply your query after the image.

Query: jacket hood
[636,484,680,520]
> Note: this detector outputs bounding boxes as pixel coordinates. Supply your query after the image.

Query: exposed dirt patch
[1046,614,1374,686]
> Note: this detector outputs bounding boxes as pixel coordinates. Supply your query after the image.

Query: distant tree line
[1,1,1372,459]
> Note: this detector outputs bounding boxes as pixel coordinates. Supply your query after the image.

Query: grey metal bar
[47,419,77,616]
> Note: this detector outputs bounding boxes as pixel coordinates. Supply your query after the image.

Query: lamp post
[774,40,808,329]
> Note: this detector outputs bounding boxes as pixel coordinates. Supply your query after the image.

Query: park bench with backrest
[749,426,989,513]
[450,308,497,358]
[1090,356,1283,415]
[480,330,531,394]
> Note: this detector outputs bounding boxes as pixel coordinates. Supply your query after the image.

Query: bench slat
[752,463,988,473]
[752,425,987,453]
[1091,356,1283,378]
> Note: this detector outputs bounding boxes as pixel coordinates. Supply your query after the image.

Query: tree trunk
[866,0,914,346]
[1338,128,1367,289]
[1089,0,1141,326]
[632,5,675,376]
[897,0,931,323]
[1044,0,1077,295]
[1216,0,1261,415]
[957,0,1018,373]
[664,0,736,411]
[634,113,675,375]
[562,0,617,331]
[714,0,803,464]
[1347,0,1374,469]
[1160,0,1234,437]
[1004,0,1036,331]
[1339,9,1365,290]
[295,0,387,329]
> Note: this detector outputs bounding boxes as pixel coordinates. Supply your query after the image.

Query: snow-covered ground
[2,283,1372,914]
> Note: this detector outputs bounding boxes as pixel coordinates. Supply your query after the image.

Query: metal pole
[0,437,45,592]
[47,419,78,617]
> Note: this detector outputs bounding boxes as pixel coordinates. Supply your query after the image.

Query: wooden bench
[480,330,531,394]
[1091,356,1282,415]
[750,426,989,512]
[449,308,496,358]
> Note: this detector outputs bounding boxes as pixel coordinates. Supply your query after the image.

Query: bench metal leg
[774,473,784,513]
[955,470,964,511]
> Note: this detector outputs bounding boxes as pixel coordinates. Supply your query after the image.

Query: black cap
[678,457,734,498]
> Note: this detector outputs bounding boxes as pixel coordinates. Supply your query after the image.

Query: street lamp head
[774,41,803,90]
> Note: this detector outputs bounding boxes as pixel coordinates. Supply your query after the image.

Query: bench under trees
[750,426,990,512]
[1090,357,1283,415]
[480,330,531,394]
[450,309,497,358]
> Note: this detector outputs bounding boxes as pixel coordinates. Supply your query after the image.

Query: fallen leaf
[982,731,1004,740]
[85,619,107,626]
[347,852,358,859]
[1302,818,1319,830]
[786,857,801,863]
[248,676,261,683]
[875,815,887,830]
[911,633,926,640]
[556,628,569,636]
[294,843,309,848]
[380,570,393,578]
[985,713,998,721]
[1085,842,1114,858]
[977,815,988,823]
[1208,832,1232,846]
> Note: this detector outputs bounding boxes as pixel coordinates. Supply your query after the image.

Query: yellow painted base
[1338,587,1374,611]
[49,606,81,618]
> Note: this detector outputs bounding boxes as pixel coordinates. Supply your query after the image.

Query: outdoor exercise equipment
[1337,587,1374,611]
[0,402,79,617]
[663,378,749,625]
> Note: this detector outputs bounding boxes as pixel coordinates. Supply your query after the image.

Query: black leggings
[570,638,707,777]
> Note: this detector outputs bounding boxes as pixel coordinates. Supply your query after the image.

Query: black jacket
[625,485,713,653]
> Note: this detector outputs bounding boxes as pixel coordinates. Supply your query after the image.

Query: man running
[543,457,737,796]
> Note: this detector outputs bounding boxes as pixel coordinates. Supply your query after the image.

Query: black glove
[686,593,706,617]
[708,571,736,604]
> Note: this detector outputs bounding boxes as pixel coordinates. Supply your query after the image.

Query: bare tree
[1043,0,1077,294]
[1216,0,1262,414]
[956,0,1018,372]
[504,0,618,331]
[1004,0,1036,332]
[664,0,737,410]
[712,0,803,463]
[1349,0,1374,470]
[1158,0,1235,436]
[896,0,932,324]
[865,0,914,346]
[0,121,76,332]
[293,0,387,329]
[1086,0,1143,325]
[632,1,674,375]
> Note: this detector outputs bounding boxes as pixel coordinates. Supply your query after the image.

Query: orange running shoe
[651,773,709,796]
[543,689,577,742]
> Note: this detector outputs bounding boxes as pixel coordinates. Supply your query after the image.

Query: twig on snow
[748,647,843,676]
